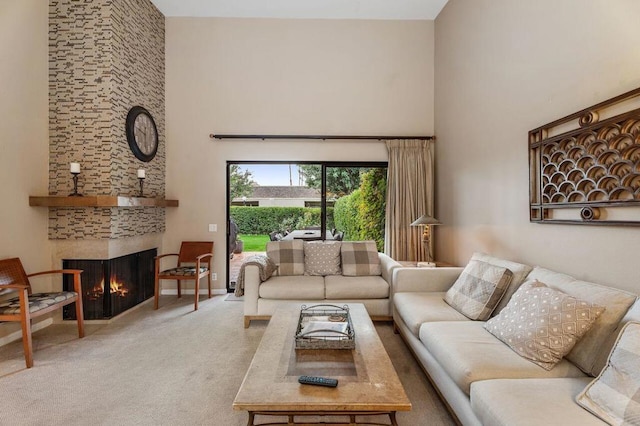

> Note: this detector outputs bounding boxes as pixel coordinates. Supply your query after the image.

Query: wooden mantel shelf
[29,196,179,208]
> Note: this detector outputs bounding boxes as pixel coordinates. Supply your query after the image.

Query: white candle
[137,169,146,179]
[70,162,80,173]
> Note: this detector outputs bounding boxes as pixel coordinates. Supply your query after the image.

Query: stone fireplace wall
[48,0,165,240]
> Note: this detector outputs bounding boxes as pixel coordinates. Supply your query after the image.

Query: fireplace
[63,248,157,320]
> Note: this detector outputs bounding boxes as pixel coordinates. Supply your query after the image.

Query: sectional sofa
[392,253,640,425]
[241,240,401,327]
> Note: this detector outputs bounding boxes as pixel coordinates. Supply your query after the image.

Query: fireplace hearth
[63,248,156,320]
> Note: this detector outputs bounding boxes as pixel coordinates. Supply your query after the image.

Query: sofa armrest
[242,264,261,316]
[392,267,464,293]
[378,253,402,286]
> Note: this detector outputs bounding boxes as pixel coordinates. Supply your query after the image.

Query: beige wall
[0,0,51,338]
[434,0,640,292]
[165,18,435,288]
[0,0,50,272]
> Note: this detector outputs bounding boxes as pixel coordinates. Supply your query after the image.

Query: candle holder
[138,177,145,197]
[69,172,82,196]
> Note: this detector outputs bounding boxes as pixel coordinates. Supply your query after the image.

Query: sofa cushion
[340,241,381,276]
[303,241,342,276]
[471,378,606,426]
[444,259,513,320]
[470,253,533,315]
[576,321,640,424]
[419,321,586,395]
[484,280,605,370]
[324,275,389,299]
[258,275,325,300]
[266,240,305,276]
[527,267,637,376]
[394,292,469,336]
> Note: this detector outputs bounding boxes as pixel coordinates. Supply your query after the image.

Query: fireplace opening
[63,248,157,320]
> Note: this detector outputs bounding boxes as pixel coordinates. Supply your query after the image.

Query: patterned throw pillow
[444,259,513,320]
[304,241,342,276]
[484,280,605,370]
[266,240,304,276]
[340,241,381,276]
[576,321,640,424]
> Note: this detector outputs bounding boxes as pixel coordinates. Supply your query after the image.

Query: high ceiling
[150,0,449,20]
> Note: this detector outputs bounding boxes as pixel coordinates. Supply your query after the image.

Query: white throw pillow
[485,280,605,370]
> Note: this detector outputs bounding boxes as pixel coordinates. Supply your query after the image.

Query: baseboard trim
[0,318,54,347]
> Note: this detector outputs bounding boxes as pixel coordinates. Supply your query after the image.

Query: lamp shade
[410,215,441,226]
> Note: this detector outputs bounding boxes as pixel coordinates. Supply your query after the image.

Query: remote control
[298,375,338,387]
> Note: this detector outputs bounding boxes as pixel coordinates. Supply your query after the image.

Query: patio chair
[154,241,214,311]
[0,257,84,368]
[269,231,282,241]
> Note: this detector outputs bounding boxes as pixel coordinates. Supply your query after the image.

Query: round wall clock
[126,106,159,162]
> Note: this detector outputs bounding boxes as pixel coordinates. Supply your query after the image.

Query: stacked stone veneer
[48,0,165,240]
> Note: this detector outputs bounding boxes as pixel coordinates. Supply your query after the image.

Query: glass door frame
[225,160,387,293]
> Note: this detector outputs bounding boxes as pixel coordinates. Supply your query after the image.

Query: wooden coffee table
[233,303,411,425]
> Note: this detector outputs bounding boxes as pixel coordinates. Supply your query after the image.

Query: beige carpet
[0,296,454,425]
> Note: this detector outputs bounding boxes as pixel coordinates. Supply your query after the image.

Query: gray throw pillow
[303,241,342,276]
[444,259,513,321]
[576,321,640,424]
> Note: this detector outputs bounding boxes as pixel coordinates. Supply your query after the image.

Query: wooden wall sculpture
[529,87,640,225]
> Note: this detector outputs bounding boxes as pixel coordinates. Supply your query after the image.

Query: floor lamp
[410,214,441,267]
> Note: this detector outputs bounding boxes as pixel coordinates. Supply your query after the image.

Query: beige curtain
[384,139,435,261]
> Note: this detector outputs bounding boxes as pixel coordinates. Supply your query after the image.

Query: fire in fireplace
[63,248,157,320]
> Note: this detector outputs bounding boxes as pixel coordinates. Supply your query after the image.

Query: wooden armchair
[154,241,214,311]
[0,257,84,368]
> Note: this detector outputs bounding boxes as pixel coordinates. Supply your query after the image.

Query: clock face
[126,106,158,162]
[134,113,157,155]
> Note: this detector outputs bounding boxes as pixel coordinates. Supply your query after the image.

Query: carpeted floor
[0,295,454,425]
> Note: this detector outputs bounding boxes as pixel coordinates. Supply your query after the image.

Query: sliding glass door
[226,161,387,292]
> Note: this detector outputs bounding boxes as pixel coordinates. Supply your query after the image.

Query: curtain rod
[209,134,435,141]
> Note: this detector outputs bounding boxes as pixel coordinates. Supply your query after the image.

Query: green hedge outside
[333,169,386,251]
[231,206,335,235]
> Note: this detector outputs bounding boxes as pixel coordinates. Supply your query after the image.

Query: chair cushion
[444,259,513,320]
[393,292,469,336]
[484,280,604,370]
[267,240,305,276]
[419,321,586,395]
[577,321,640,424]
[160,266,208,276]
[340,241,381,276]
[471,378,606,426]
[304,241,342,276]
[0,292,77,315]
[324,275,389,299]
[258,276,325,299]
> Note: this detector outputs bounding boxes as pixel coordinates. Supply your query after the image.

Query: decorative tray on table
[295,304,355,350]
